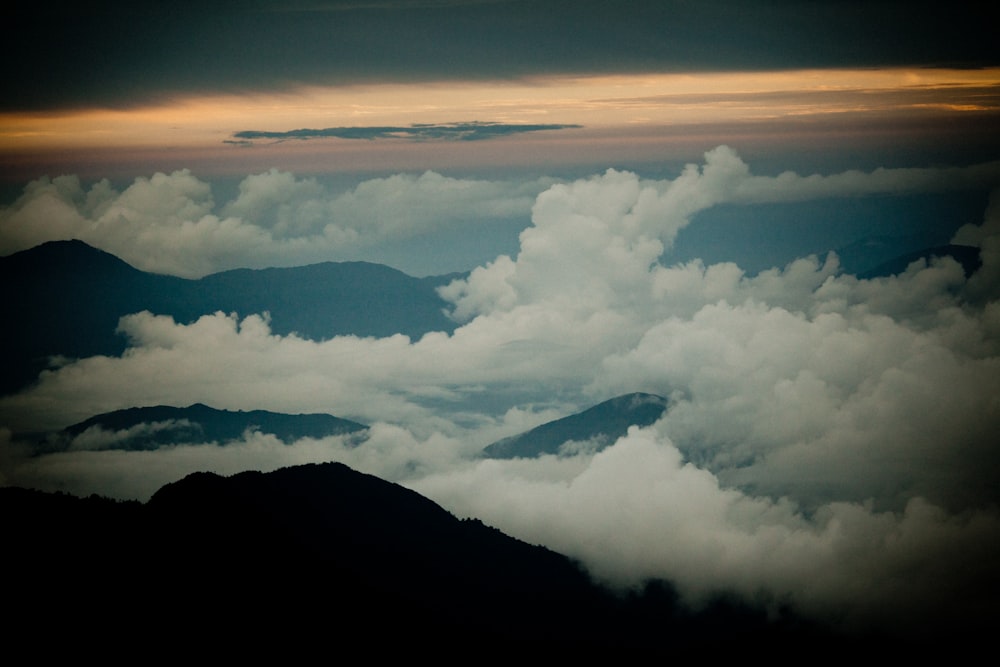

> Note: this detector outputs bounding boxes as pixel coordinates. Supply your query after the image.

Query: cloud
[0,415,481,507]
[730,160,1000,204]
[0,311,432,433]
[952,189,1000,304]
[64,420,197,452]
[440,147,1000,322]
[0,169,550,277]
[596,298,1000,512]
[409,429,1000,635]
[6,3,996,112]
[1,429,367,502]
[3,146,1000,637]
[230,121,583,145]
[3,147,998,279]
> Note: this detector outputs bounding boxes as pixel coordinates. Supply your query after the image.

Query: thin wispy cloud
[228,121,583,146]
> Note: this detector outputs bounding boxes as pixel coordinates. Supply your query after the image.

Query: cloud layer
[0,169,550,277]
[6,2,997,112]
[3,147,999,636]
[229,121,583,145]
[3,146,997,278]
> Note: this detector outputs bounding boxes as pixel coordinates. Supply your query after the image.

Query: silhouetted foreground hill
[2,462,835,657]
[1,240,461,395]
[484,393,669,458]
[43,402,368,451]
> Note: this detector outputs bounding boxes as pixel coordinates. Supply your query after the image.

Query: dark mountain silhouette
[483,392,669,459]
[1,239,461,395]
[40,403,367,452]
[1,239,187,395]
[185,261,460,339]
[1,461,838,657]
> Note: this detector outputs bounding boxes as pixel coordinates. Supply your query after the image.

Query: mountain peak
[1,238,137,275]
[50,403,368,451]
[2,240,459,397]
[3,460,829,655]
[483,392,669,459]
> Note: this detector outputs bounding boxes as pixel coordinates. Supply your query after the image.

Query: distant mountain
[1,240,186,395]
[856,244,981,280]
[483,392,669,459]
[1,461,833,656]
[185,260,460,339]
[41,403,368,452]
[1,240,462,395]
[834,235,981,278]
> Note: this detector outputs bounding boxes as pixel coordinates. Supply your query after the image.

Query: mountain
[1,461,832,657]
[483,392,669,459]
[41,403,368,452]
[834,235,981,278]
[856,244,982,280]
[1,240,462,396]
[1,240,188,395]
[185,260,460,339]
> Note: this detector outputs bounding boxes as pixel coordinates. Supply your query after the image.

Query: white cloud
[0,169,550,278]
[409,428,1000,635]
[3,147,1000,637]
[440,148,1000,322]
[2,431,360,502]
[595,298,1000,511]
[5,149,998,280]
[65,420,196,451]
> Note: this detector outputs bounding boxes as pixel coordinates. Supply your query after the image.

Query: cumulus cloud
[410,429,1000,635]
[3,146,999,636]
[596,299,1000,512]
[440,147,1000,322]
[4,147,998,279]
[0,169,550,277]
[952,189,1000,304]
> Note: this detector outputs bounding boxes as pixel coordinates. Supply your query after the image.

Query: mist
[2,146,999,636]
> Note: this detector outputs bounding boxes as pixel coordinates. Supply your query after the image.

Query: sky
[3,0,1000,640]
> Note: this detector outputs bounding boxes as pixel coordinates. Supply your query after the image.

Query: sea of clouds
[2,146,999,636]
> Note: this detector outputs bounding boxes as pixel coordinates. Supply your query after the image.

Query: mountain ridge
[833,236,981,278]
[855,243,982,279]
[483,392,670,459]
[39,402,368,452]
[1,460,841,656]
[1,239,462,396]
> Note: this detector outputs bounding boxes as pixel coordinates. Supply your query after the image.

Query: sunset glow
[4,68,998,180]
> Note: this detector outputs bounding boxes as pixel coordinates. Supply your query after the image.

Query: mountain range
[29,393,665,459]
[3,238,978,400]
[2,238,984,654]
[854,243,982,280]
[0,239,462,395]
[2,460,844,656]
[38,403,368,452]
[483,392,669,458]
